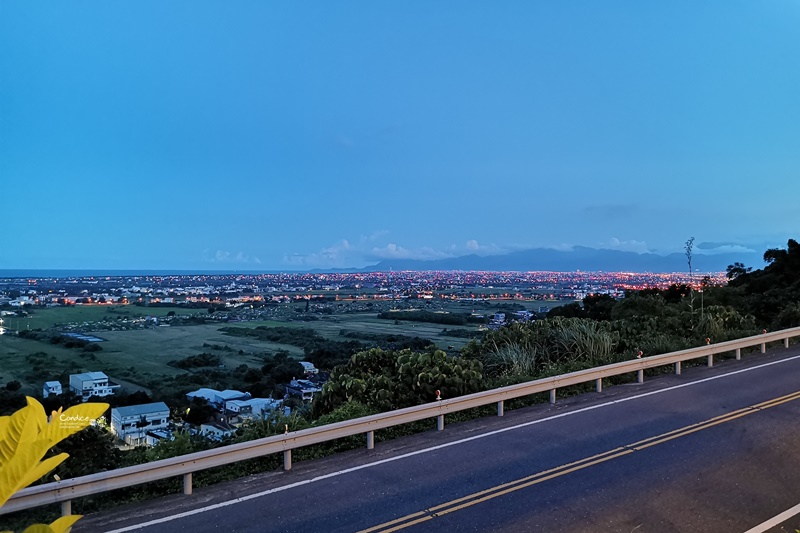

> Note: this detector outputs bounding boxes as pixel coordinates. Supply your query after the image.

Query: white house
[110,402,170,447]
[200,421,237,441]
[246,398,283,417]
[43,381,62,398]
[286,379,323,402]
[299,361,318,375]
[225,399,253,417]
[186,388,250,409]
[69,371,120,401]
[225,397,283,419]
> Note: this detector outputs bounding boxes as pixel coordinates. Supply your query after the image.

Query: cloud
[286,234,505,269]
[360,230,389,241]
[369,243,452,261]
[456,239,506,255]
[284,235,547,270]
[203,250,262,264]
[282,240,361,268]
[695,243,757,256]
[601,238,651,254]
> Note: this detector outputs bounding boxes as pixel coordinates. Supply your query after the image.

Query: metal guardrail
[3,326,800,517]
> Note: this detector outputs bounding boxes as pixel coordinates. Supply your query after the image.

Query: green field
[0,322,305,396]
[306,313,480,350]
[3,304,201,331]
[0,300,571,398]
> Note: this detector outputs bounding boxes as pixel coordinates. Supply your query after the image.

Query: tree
[547,302,585,319]
[582,294,617,321]
[265,362,305,384]
[726,262,752,280]
[685,237,696,316]
[50,425,122,479]
[183,398,216,425]
[763,247,787,265]
[243,368,263,383]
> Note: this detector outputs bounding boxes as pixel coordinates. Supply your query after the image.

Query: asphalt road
[78,347,800,533]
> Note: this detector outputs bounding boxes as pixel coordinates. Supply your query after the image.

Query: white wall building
[43,381,62,398]
[200,421,236,441]
[299,361,318,375]
[225,398,283,419]
[286,379,323,402]
[186,388,250,409]
[69,371,120,401]
[110,402,170,447]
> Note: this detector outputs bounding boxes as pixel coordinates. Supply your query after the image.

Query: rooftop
[72,371,109,381]
[113,402,170,418]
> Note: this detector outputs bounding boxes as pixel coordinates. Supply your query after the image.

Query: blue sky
[2,2,799,270]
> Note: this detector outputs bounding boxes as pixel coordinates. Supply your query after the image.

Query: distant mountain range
[363,246,763,273]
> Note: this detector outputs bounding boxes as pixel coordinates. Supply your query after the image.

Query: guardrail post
[707,354,713,367]
[675,362,681,375]
[437,415,445,431]
[497,400,504,417]
[549,389,556,405]
[785,338,790,349]
[283,450,292,471]
[183,473,192,495]
[637,369,644,383]
[61,500,71,517]
[595,378,602,393]
[366,431,374,450]
[735,348,741,360]
[761,342,766,353]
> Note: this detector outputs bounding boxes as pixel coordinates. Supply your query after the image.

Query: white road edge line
[743,500,800,533]
[104,352,800,533]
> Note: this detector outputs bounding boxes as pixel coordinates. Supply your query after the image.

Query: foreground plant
[0,397,108,533]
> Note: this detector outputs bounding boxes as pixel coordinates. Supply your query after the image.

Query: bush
[168,353,222,369]
[313,348,484,416]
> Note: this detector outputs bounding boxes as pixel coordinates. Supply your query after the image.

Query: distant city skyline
[2,2,798,271]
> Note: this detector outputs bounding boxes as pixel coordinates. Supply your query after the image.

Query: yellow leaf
[0,402,43,468]
[14,452,69,500]
[0,440,57,507]
[21,525,55,533]
[0,400,93,533]
[48,515,82,533]
[39,402,109,447]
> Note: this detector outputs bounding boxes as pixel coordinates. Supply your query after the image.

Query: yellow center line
[435,449,636,518]
[425,446,629,513]
[357,389,800,533]
[357,512,428,533]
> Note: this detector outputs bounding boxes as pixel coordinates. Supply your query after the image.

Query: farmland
[0,295,571,399]
[2,304,200,331]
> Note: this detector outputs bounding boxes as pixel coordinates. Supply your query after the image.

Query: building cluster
[41,362,325,448]
[484,310,535,330]
[0,270,727,311]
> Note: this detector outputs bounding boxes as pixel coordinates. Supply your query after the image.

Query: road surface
[78,347,800,533]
